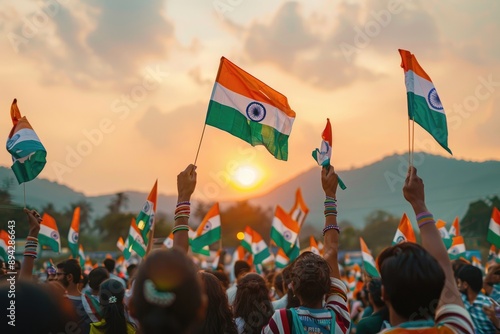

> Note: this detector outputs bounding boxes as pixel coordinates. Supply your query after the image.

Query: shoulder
[89,321,106,334]
[435,304,475,334]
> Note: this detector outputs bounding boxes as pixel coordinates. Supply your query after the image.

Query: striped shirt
[262,277,350,334]
[462,293,495,334]
[380,304,474,334]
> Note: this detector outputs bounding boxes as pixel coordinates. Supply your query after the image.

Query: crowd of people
[1,164,500,333]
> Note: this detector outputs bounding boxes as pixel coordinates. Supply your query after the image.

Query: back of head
[378,243,445,320]
[97,278,127,333]
[103,258,116,273]
[64,259,82,285]
[206,269,230,290]
[291,251,330,306]
[273,272,284,296]
[130,248,205,334]
[234,260,251,280]
[457,264,483,293]
[367,278,385,308]
[89,267,110,291]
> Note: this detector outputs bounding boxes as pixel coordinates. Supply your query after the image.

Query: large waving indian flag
[39,213,60,253]
[271,205,300,254]
[360,237,380,278]
[206,57,296,161]
[399,49,452,154]
[68,206,80,258]
[392,213,416,245]
[6,99,47,184]
[487,208,500,248]
[0,230,10,262]
[191,203,221,249]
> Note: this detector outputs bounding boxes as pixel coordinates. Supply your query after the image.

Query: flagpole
[411,118,415,166]
[194,123,208,166]
[408,119,412,167]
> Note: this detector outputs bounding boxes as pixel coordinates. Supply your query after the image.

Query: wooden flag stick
[194,123,208,166]
[411,118,415,166]
[408,118,412,167]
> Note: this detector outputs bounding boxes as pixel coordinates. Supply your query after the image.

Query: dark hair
[273,272,284,296]
[103,258,116,273]
[206,270,230,290]
[233,273,273,334]
[457,265,483,293]
[290,252,330,306]
[89,267,110,291]
[282,259,300,309]
[96,279,129,334]
[130,248,205,334]
[63,259,82,284]
[81,273,89,287]
[199,272,237,334]
[234,260,251,279]
[377,243,445,320]
[127,264,137,278]
[367,279,384,308]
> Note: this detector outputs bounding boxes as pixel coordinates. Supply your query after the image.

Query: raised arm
[19,208,41,280]
[321,166,340,279]
[403,166,463,308]
[173,164,197,254]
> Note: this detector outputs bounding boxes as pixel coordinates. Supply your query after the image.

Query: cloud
[188,66,212,86]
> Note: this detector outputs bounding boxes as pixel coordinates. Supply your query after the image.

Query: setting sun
[233,165,260,189]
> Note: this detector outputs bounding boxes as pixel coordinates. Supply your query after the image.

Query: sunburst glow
[233,165,260,188]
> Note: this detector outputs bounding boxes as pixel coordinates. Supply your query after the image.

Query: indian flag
[448,217,460,237]
[78,244,85,268]
[0,230,10,262]
[287,237,300,262]
[251,229,272,265]
[116,237,125,252]
[360,237,380,278]
[309,236,320,255]
[191,203,221,249]
[488,245,497,263]
[6,99,47,184]
[289,188,309,226]
[471,256,484,271]
[128,218,146,258]
[68,206,80,258]
[136,180,158,245]
[39,213,60,253]
[241,226,253,252]
[436,220,452,249]
[271,205,300,254]
[392,213,416,245]
[192,245,210,257]
[448,236,466,260]
[311,119,347,189]
[206,57,296,161]
[163,232,174,248]
[487,207,500,248]
[399,49,452,154]
[275,248,289,269]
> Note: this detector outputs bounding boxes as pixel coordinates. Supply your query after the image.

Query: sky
[0,0,499,202]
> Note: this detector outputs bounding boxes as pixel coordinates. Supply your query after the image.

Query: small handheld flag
[312,119,346,189]
[68,207,80,258]
[487,207,500,248]
[360,237,380,278]
[191,203,221,249]
[392,213,416,245]
[6,99,47,184]
[270,205,300,254]
[39,213,60,253]
[135,180,158,246]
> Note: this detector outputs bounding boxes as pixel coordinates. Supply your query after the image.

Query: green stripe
[130,235,146,258]
[192,247,210,256]
[10,150,47,184]
[8,139,45,159]
[270,227,293,254]
[191,227,221,249]
[206,100,290,161]
[487,231,500,249]
[136,212,152,244]
[241,240,252,253]
[276,259,288,269]
[287,243,300,261]
[407,92,451,154]
[69,242,79,258]
[254,248,271,264]
[39,234,59,252]
[0,248,8,262]
[448,251,465,261]
[363,261,380,278]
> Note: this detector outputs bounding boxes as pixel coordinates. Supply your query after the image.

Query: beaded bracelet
[176,201,191,206]
[322,224,340,236]
[324,196,338,217]
[416,212,435,228]
[24,240,38,258]
[172,225,189,234]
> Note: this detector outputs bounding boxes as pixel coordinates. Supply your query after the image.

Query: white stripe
[8,128,42,147]
[276,254,288,265]
[40,225,57,238]
[272,216,298,243]
[0,240,7,250]
[490,218,500,236]
[405,70,445,114]
[362,251,377,267]
[211,83,295,135]
[199,215,221,237]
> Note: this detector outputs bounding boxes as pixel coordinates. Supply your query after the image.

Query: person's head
[130,248,206,334]
[96,279,128,333]
[103,258,116,274]
[233,260,251,281]
[206,270,230,290]
[452,259,470,279]
[198,271,237,334]
[367,278,385,309]
[234,273,272,334]
[378,243,445,321]
[56,259,81,288]
[457,265,483,295]
[273,272,285,298]
[290,251,330,307]
[88,267,110,293]
[127,264,137,280]
[282,259,300,308]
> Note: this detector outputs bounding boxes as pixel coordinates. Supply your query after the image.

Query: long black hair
[96,278,128,333]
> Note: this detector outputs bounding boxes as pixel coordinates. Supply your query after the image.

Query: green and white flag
[191,203,221,249]
[39,213,60,253]
[68,207,80,258]
[360,237,380,278]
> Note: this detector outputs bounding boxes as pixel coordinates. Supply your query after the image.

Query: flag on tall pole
[399,49,452,155]
[191,203,221,249]
[311,118,346,189]
[392,213,416,245]
[135,180,158,246]
[6,99,47,184]
[205,57,296,161]
[289,188,309,226]
[39,213,60,253]
[360,237,380,278]
[68,207,80,258]
[487,207,500,248]
[448,217,460,237]
[270,205,300,254]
